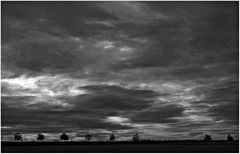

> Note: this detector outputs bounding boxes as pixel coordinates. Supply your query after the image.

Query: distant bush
[60,133,69,140]
[227,134,234,141]
[109,133,115,141]
[85,133,92,141]
[37,133,45,141]
[132,133,140,142]
[204,134,212,141]
[14,133,22,141]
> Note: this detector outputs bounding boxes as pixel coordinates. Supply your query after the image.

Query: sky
[1,1,239,141]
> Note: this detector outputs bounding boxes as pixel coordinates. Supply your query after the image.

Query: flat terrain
[2,141,239,153]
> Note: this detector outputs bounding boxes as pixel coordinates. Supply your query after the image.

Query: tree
[85,133,92,141]
[60,133,69,141]
[14,132,22,141]
[109,133,115,141]
[132,133,140,142]
[37,133,45,141]
[204,134,212,141]
[227,134,234,141]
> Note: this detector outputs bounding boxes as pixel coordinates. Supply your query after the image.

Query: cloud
[104,116,130,125]
[67,84,159,113]
[2,80,160,139]
[99,2,168,24]
[130,104,185,123]
[203,79,239,124]
[208,101,238,124]
[96,40,115,49]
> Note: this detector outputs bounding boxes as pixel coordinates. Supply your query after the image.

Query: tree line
[13,132,119,142]
[13,132,234,142]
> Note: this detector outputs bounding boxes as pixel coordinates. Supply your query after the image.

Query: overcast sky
[1,1,239,141]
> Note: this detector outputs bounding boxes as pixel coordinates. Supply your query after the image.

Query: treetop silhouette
[14,132,22,141]
[85,133,92,141]
[132,133,140,142]
[227,134,234,141]
[37,133,45,141]
[109,133,115,141]
[60,133,69,140]
[204,134,212,141]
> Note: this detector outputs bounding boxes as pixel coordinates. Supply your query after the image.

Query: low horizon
[2,132,237,142]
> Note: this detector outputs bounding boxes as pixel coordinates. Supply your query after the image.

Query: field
[2,141,239,153]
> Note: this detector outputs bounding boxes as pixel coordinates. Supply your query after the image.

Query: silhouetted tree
[85,133,92,141]
[132,133,140,142]
[227,134,234,141]
[14,132,22,141]
[109,133,115,141]
[60,133,69,141]
[37,133,45,141]
[204,134,212,141]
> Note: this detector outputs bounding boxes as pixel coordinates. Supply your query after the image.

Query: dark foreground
[2,140,239,153]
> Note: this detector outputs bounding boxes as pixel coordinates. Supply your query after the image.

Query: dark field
[2,141,239,153]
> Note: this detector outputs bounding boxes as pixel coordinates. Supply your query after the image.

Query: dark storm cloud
[112,2,238,70]
[188,77,239,127]
[193,78,238,105]
[1,84,159,135]
[2,1,120,73]
[130,104,184,123]
[82,85,158,100]
[64,84,159,113]
[2,98,133,135]
[2,2,118,39]
[6,40,77,71]
[208,101,239,124]
[206,80,238,124]
[2,1,238,76]
[168,62,238,80]
[1,96,34,108]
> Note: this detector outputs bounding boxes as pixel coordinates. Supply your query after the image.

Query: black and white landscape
[1,1,239,153]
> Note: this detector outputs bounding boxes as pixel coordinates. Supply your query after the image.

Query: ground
[2,141,239,153]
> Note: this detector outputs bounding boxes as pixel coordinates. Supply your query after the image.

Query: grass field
[2,141,239,153]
